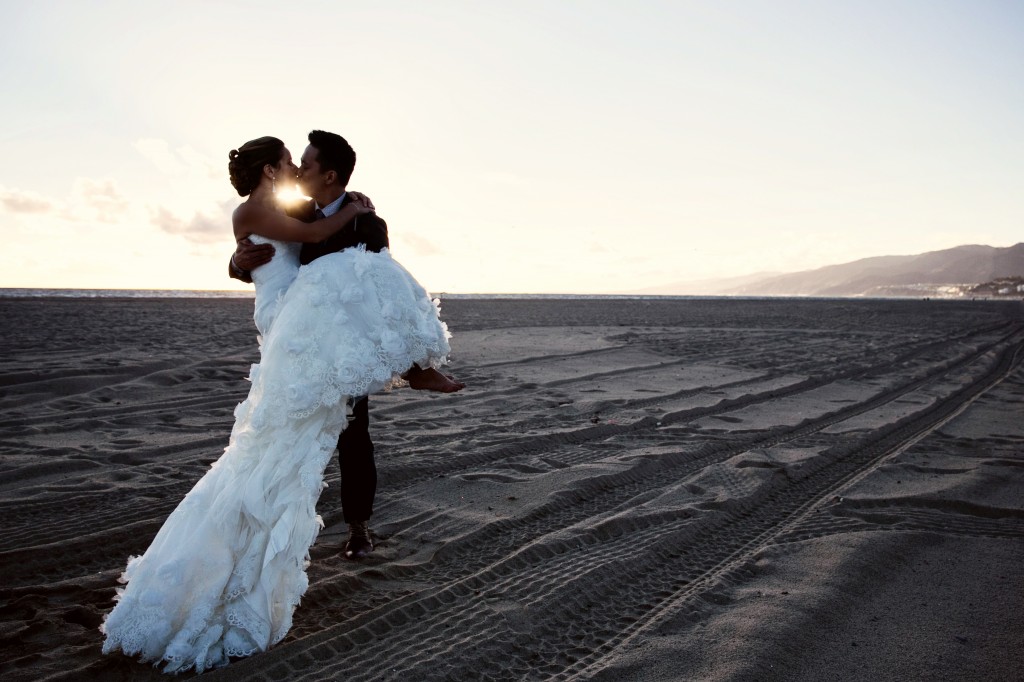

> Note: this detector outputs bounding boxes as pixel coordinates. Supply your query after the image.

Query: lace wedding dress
[101,237,452,673]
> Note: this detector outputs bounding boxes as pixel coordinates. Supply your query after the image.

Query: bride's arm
[233,200,371,243]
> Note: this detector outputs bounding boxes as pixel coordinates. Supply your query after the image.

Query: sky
[0,0,1021,294]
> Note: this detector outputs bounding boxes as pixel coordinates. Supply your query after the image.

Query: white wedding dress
[101,237,452,673]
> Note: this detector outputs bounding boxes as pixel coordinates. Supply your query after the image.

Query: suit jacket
[229,194,389,282]
[298,193,389,265]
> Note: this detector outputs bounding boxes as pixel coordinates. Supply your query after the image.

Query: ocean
[0,288,754,301]
[0,288,256,299]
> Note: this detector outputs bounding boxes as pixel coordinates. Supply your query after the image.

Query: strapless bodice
[250,235,300,336]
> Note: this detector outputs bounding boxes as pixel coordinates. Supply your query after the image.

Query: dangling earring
[271,175,277,193]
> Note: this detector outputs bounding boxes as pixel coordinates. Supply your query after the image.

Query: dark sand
[1,297,1022,681]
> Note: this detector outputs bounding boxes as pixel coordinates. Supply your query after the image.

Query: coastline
[3,287,1023,302]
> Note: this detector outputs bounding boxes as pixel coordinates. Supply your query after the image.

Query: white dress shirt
[316,192,347,218]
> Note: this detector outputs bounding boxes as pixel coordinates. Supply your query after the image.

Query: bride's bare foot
[404,366,465,393]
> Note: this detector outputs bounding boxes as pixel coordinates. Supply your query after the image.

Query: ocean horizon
[0,288,994,302]
[0,287,757,301]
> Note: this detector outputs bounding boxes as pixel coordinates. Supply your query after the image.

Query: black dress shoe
[344,521,374,560]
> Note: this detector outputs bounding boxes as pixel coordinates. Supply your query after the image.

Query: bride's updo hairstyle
[228,136,285,197]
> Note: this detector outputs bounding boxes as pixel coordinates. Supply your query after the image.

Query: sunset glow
[0,1,1021,294]
[275,187,310,208]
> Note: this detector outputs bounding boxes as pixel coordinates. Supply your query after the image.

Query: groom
[229,129,386,560]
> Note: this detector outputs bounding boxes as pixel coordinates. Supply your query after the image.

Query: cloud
[0,187,56,214]
[70,178,129,223]
[1,180,128,223]
[135,138,219,179]
[399,233,442,256]
[135,138,187,175]
[177,145,221,179]
[150,201,233,244]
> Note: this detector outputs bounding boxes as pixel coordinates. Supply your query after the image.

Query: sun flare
[275,186,309,207]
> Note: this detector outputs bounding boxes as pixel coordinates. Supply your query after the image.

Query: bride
[101,136,461,672]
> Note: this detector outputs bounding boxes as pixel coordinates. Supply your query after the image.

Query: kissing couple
[101,130,464,672]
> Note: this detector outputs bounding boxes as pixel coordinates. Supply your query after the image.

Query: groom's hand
[229,238,275,282]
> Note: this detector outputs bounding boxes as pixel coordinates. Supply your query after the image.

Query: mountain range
[635,243,1024,297]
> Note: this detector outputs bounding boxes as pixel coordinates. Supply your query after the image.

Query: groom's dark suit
[295,195,389,525]
[294,195,390,259]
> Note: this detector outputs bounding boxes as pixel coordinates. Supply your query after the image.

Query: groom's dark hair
[308,130,356,187]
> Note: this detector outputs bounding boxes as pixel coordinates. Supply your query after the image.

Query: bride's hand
[348,191,375,214]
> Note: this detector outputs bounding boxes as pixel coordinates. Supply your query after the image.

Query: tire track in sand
[192,330,1023,681]
[0,324,1015,587]
[554,332,1024,681]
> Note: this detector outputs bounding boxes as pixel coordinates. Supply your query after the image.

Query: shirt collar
[316,192,347,218]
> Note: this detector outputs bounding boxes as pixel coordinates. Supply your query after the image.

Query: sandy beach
[1,296,1022,681]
